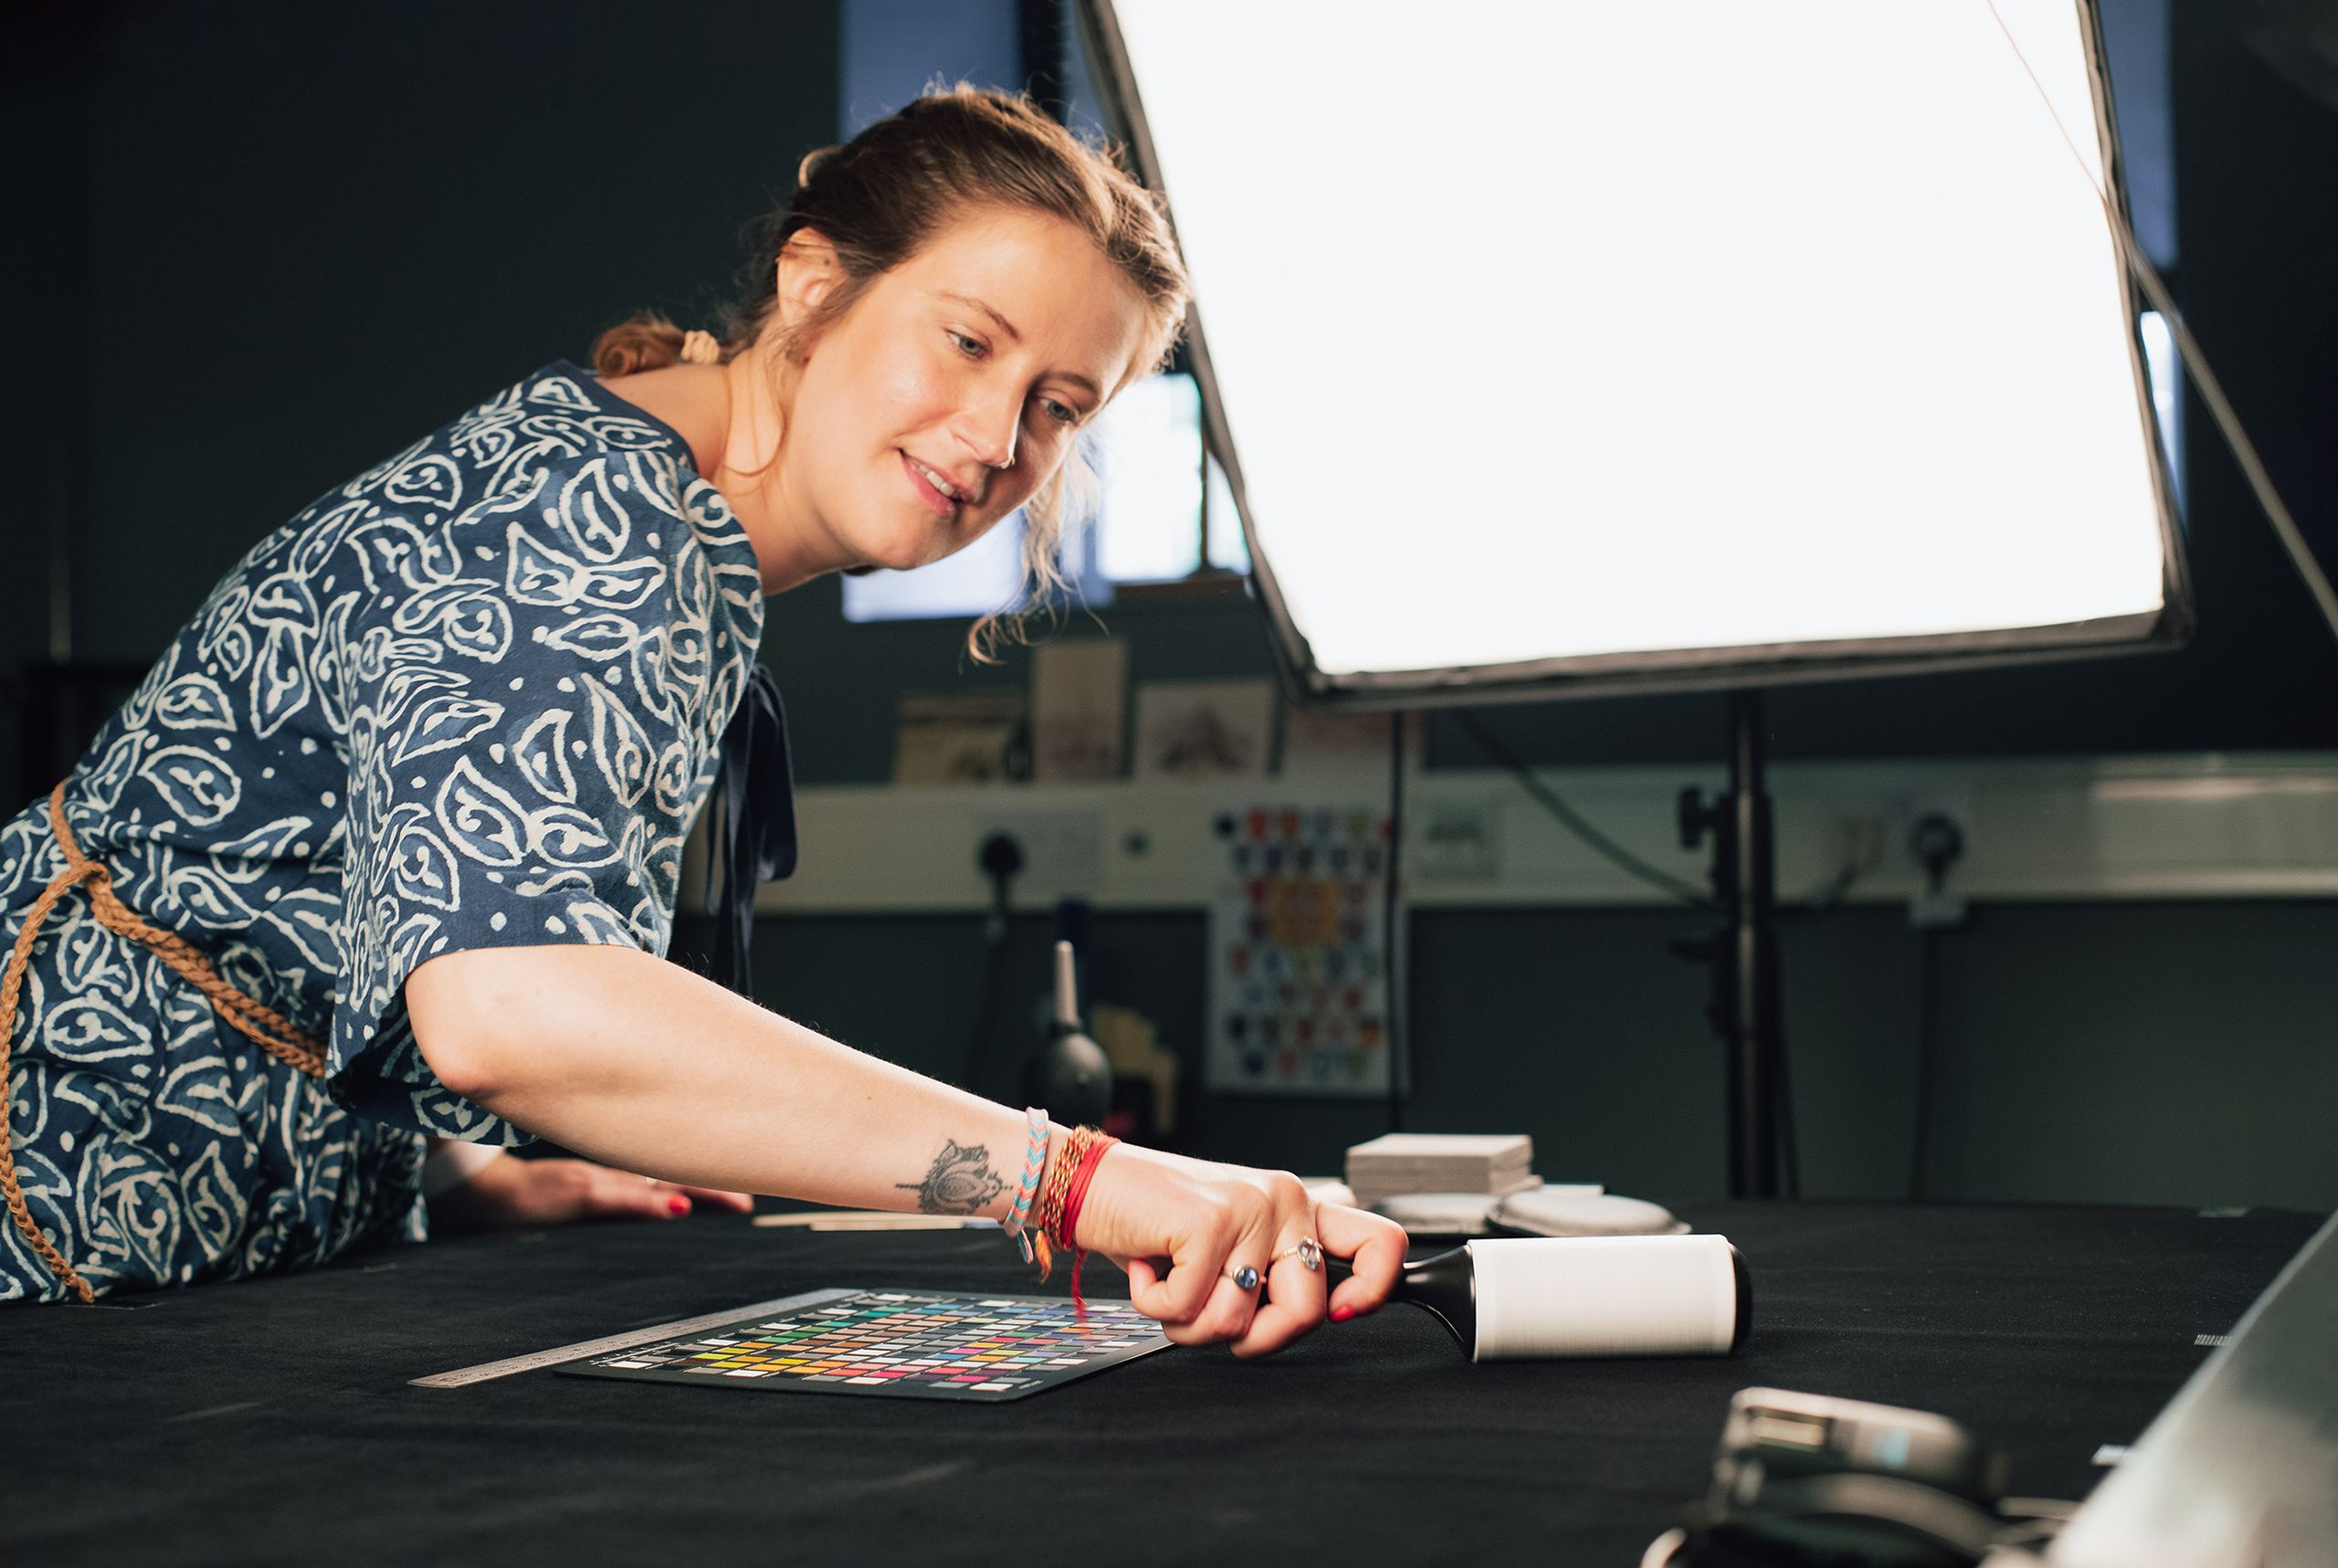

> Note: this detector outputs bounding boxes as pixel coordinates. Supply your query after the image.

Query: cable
[1384,710,1408,1131]
[1907,814,1964,1201]
[1452,709,1716,910]
[1774,1011,1802,1200]
[1911,923,1941,1203]
[964,834,1025,1096]
[1985,0,2338,649]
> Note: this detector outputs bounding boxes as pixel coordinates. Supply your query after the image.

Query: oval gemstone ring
[1224,1262,1264,1291]
[1274,1237,1323,1272]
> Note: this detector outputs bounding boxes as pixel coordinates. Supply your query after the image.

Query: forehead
[883,207,1150,391]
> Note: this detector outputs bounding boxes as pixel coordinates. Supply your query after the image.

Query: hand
[427,1153,756,1232]
[1068,1142,1407,1358]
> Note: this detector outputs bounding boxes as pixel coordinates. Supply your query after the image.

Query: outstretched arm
[404,943,1405,1355]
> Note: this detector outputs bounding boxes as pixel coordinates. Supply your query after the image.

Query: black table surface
[4,1199,2318,1567]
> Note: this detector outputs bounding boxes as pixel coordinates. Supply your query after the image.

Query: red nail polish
[1331,1304,1354,1322]
[668,1194,692,1215]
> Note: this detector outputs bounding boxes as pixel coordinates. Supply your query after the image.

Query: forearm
[405,944,1061,1221]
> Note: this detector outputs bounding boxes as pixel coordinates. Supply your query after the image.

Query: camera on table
[1645,1388,2071,1568]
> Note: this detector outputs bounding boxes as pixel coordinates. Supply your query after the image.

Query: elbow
[405,948,532,1108]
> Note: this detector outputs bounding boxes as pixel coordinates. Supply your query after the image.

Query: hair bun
[796,144,839,189]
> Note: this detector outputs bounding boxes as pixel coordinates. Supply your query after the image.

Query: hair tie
[679,329,721,365]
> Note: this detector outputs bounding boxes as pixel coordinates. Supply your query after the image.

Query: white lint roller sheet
[1468,1235,1740,1360]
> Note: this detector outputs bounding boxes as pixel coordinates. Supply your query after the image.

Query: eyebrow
[938,291,1102,400]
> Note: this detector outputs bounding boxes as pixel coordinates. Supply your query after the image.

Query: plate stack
[1343,1133,1539,1210]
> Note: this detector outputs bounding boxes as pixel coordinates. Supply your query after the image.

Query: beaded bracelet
[999,1108,1050,1265]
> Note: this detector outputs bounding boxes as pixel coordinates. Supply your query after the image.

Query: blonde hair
[595,86,1190,659]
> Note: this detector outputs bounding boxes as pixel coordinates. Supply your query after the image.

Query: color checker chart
[555,1290,1170,1402]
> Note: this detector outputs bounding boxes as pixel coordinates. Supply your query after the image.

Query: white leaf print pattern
[555,459,633,562]
[432,757,530,867]
[251,624,312,737]
[208,816,315,881]
[512,709,577,803]
[140,744,243,826]
[505,522,664,610]
[80,731,148,813]
[563,902,633,946]
[651,740,694,817]
[541,613,637,661]
[384,453,464,512]
[389,820,462,912]
[395,580,513,664]
[260,889,342,973]
[154,674,236,731]
[393,694,504,763]
[583,675,652,807]
[528,805,619,870]
[163,866,263,930]
[0,363,760,1303]
[42,995,148,1063]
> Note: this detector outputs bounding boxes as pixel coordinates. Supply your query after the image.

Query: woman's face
[773,206,1151,575]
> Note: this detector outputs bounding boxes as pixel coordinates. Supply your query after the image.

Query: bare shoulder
[595,363,727,476]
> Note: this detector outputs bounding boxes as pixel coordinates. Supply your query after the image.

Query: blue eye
[950,331,985,358]
[1039,399,1078,427]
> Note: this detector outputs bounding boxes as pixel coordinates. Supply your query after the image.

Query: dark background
[2,1,2333,1208]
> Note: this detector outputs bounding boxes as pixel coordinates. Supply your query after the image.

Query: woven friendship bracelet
[1054,1132,1120,1318]
[1000,1108,1050,1264]
[1028,1124,1092,1280]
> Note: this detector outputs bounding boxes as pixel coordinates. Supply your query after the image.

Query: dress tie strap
[0,784,330,1304]
[703,664,798,1000]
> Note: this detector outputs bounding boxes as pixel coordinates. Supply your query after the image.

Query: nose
[953,379,1021,476]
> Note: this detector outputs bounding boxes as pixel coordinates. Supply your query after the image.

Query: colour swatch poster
[1206,801,1400,1097]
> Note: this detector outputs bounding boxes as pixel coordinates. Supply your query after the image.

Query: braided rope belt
[0,784,329,1304]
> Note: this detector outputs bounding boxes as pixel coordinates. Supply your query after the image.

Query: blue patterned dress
[0,363,764,1303]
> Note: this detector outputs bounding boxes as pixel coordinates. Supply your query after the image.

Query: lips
[900,451,970,520]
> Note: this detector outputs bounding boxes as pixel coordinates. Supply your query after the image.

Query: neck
[701,347,852,597]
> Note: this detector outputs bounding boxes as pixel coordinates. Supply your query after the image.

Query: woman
[0,87,1404,1354]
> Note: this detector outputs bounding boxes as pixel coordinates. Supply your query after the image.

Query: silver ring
[1272,1237,1323,1272]
[1223,1261,1264,1291]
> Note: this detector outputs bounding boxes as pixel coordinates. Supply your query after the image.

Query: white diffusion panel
[1101,1,2174,686]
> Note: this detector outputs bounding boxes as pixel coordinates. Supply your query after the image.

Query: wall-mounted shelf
[680,752,2338,916]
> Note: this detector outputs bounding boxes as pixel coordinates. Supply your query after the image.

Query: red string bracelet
[1029,1124,1089,1282]
[1053,1132,1119,1319]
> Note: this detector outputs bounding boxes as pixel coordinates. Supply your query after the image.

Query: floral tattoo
[900,1140,1006,1215]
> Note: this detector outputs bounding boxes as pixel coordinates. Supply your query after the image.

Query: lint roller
[1328,1234,1751,1360]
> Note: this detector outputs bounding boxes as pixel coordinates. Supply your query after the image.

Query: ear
[774,229,844,328]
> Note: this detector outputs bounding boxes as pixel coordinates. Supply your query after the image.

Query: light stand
[1677,693,1786,1198]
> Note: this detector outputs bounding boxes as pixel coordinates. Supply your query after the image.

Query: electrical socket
[974,809,1103,895]
[1413,800,1502,881]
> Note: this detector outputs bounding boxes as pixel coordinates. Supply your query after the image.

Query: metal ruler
[410,1287,856,1388]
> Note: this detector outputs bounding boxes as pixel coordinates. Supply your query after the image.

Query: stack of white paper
[1343,1132,1538,1208]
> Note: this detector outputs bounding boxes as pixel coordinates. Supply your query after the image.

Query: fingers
[580,1164,692,1222]
[1124,1203,1280,1344]
[1081,1152,1378,1356]
[1315,1202,1408,1319]
[1158,1173,1328,1356]
[666,1184,756,1214]
[569,1164,755,1223]
[1122,1231,1235,1328]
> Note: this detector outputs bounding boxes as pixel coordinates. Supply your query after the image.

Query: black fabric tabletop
[3,1200,2317,1567]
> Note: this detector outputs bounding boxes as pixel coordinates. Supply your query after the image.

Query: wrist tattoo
[899,1139,1006,1215]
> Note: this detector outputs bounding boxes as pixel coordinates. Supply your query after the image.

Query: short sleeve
[327,448,762,1139]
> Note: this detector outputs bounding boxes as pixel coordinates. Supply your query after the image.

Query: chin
[852,525,952,574]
